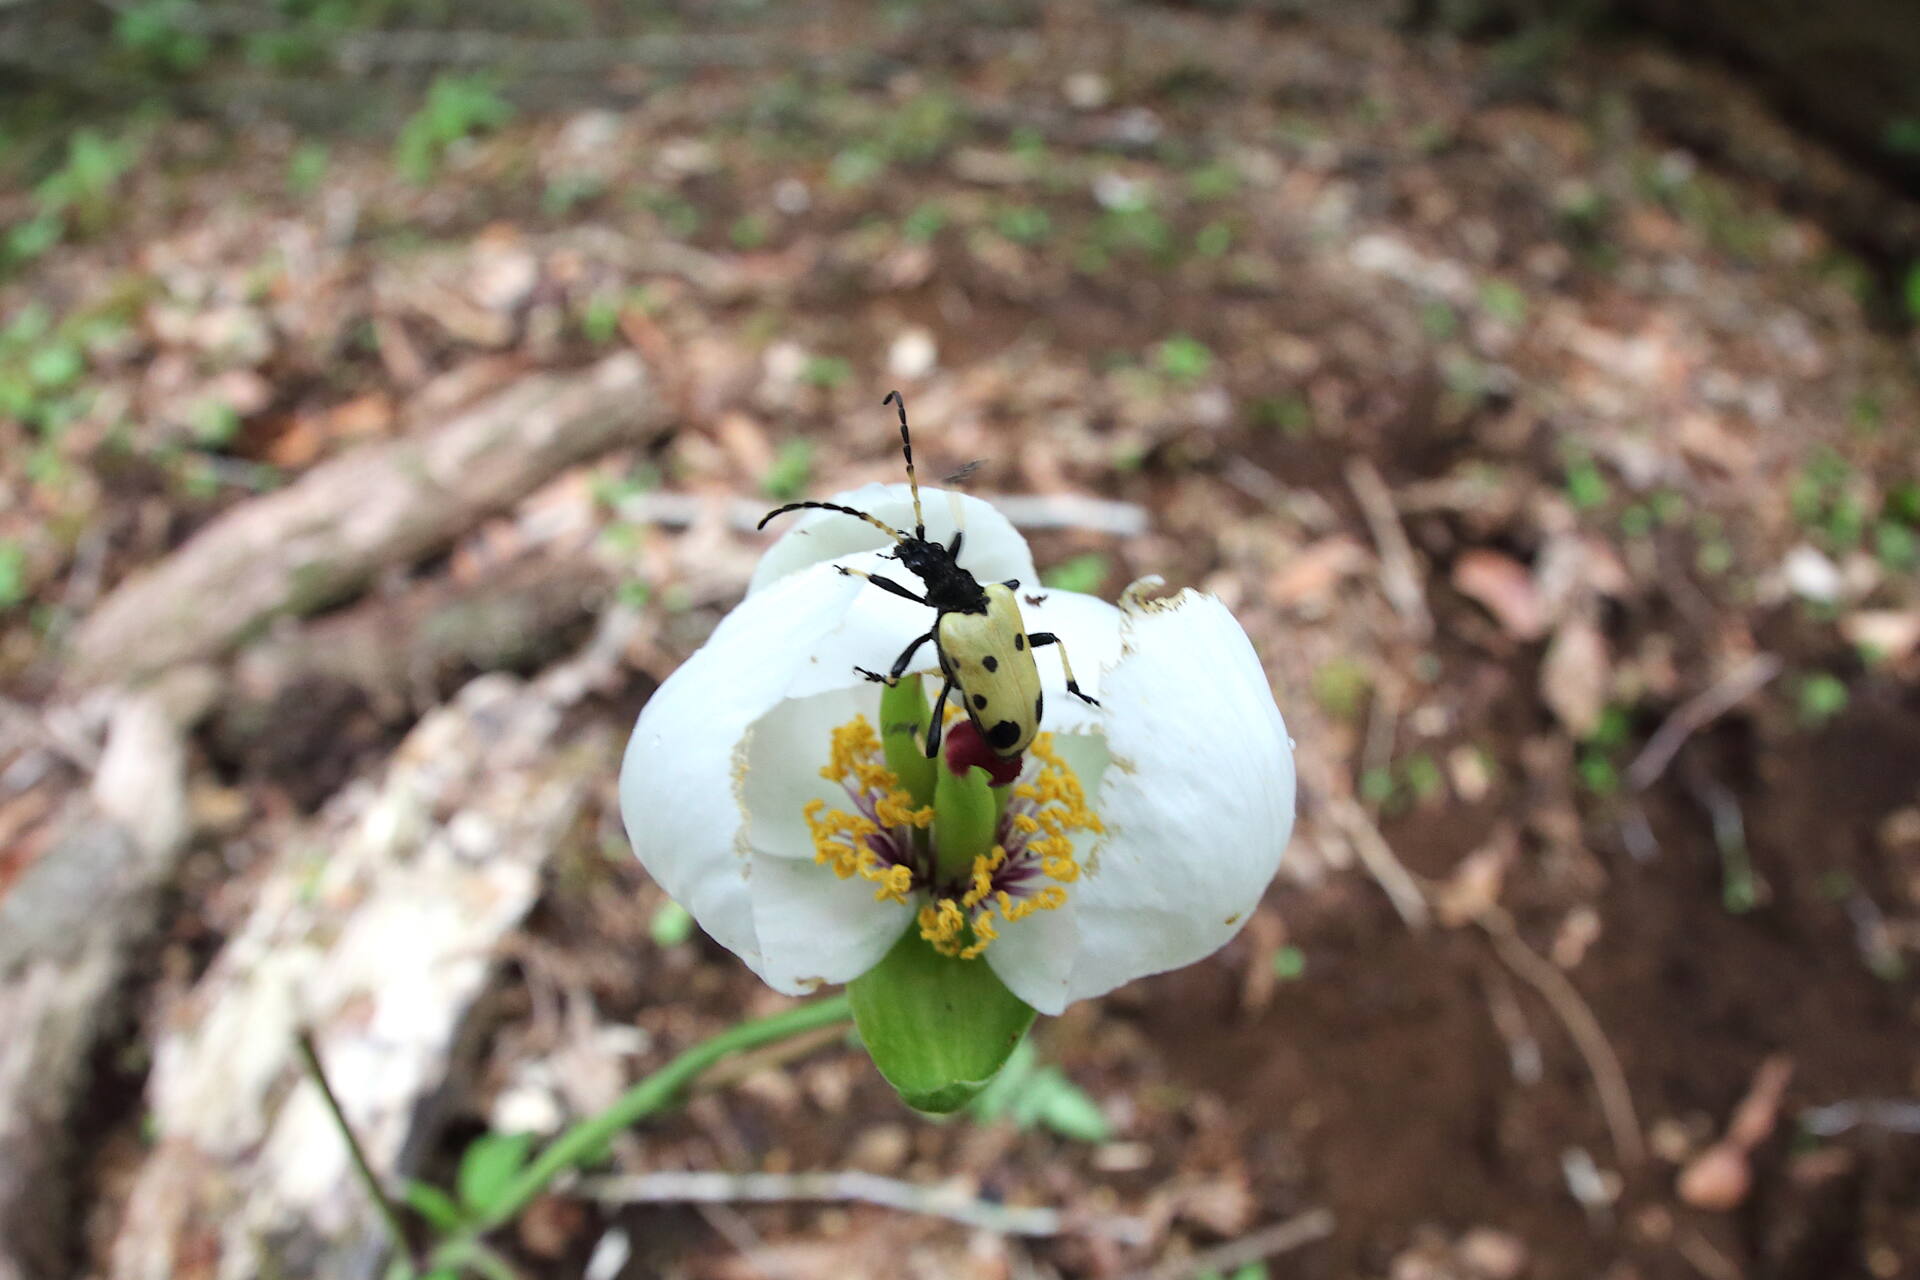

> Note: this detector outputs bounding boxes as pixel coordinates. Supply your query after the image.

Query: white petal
[982,730,1113,1015]
[1055,591,1295,1006]
[984,891,1081,1015]
[748,851,913,994]
[1015,589,1123,734]
[748,484,1035,595]
[741,686,880,862]
[619,566,865,967]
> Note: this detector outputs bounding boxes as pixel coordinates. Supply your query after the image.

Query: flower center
[802,714,1103,961]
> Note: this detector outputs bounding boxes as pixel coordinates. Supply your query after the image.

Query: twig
[1627,654,1782,790]
[294,1029,414,1269]
[1344,457,1432,641]
[1480,912,1644,1166]
[1325,793,1431,930]
[1479,968,1544,1085]
[614,491,1149,538]
[580,1170,1153,1244]
[1799,1098,1920,1136]
[1676,1229,1743,1280]
[334,28,777,72]
[696,1202,787,1280]
[977,493,1150,537]
[1121,1208,1336,1280]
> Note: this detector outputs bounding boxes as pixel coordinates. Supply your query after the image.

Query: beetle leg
[854,631,935,685]
[947,528,964,558]
[1025,631,1101,706]
[836,565,927,605]
[924,676,955,757]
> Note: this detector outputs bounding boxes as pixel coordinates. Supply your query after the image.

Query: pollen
[805,715,931,903]
[807,714,1100,959]
[919,732,1101,960]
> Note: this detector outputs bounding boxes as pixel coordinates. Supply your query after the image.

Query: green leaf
[968,1036,1037,1121]
[456,1132,535,1215]
[849,930,1036,1114]
[403,1179,468,1232]
[1023,1068,1110,1142]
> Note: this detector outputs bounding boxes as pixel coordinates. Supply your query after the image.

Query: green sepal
[848,929,1037,1114]
[933,761,996,882]
[879,676,936,809]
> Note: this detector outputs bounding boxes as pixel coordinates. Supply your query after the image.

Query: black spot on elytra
[972,693,988,710]
[987,720,1021,750]
[982,654,998,672]
[1034,692,1044,722]
[1014,634,1026,651]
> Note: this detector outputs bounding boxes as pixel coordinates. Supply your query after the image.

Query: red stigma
[943,719,1023,786]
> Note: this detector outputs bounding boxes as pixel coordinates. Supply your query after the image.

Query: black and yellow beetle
[758,391,1098,759]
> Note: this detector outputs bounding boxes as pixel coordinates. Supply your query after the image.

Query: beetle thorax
[895,538,988,614]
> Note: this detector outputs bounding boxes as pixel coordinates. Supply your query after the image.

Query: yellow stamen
[804,715,931,900]
[808,718,1100,961]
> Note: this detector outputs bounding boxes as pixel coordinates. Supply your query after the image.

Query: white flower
[619,484,1295,1015]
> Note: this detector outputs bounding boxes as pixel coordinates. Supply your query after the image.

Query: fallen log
[108,651,623,1280]
[67,353,655,688]
[0,670,217,1280]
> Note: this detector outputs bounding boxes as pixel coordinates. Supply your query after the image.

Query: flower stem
[295,1028,415,1270]
[458,993,853,1238]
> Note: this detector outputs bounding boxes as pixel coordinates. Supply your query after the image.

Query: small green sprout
[902,202,949,244]
[1040,552,1110,595]
[0,540,26,609]
[1479,278,1528,326]
[1310,657,1370,721]
[762,439,815,501]
[1272,946,1307,981]
[395,76,512,184]
[799,356,851,390]
[1563,455,1610,511]
[287,142,330,196]
[1154,334,1214,383]
[1796,673,1849,728]
[650,899,694,947]
[994,205,1052,245]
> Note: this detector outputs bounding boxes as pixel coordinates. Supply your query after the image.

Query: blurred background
[3,2,1920,1278]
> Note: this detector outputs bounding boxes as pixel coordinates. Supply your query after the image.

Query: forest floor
[3,4,1920,1279]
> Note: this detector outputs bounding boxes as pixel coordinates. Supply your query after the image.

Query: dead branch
[1799,1099,1920,1136]
[613,490,1149,538]
[1323,793,1432,930]
[1120,1208,1336,1280]
[1627,654,1782,790]
[0,671,214,1280]
[1480,911,1644,1167]
[580,1170,1153,1243]
[68,353,656,688]
[1344,457,1432,642]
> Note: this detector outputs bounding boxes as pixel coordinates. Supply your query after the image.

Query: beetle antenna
[756,500,904,542]
[882,390,926,539]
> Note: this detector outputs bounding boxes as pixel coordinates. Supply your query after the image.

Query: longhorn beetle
[757,391,1098,759]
